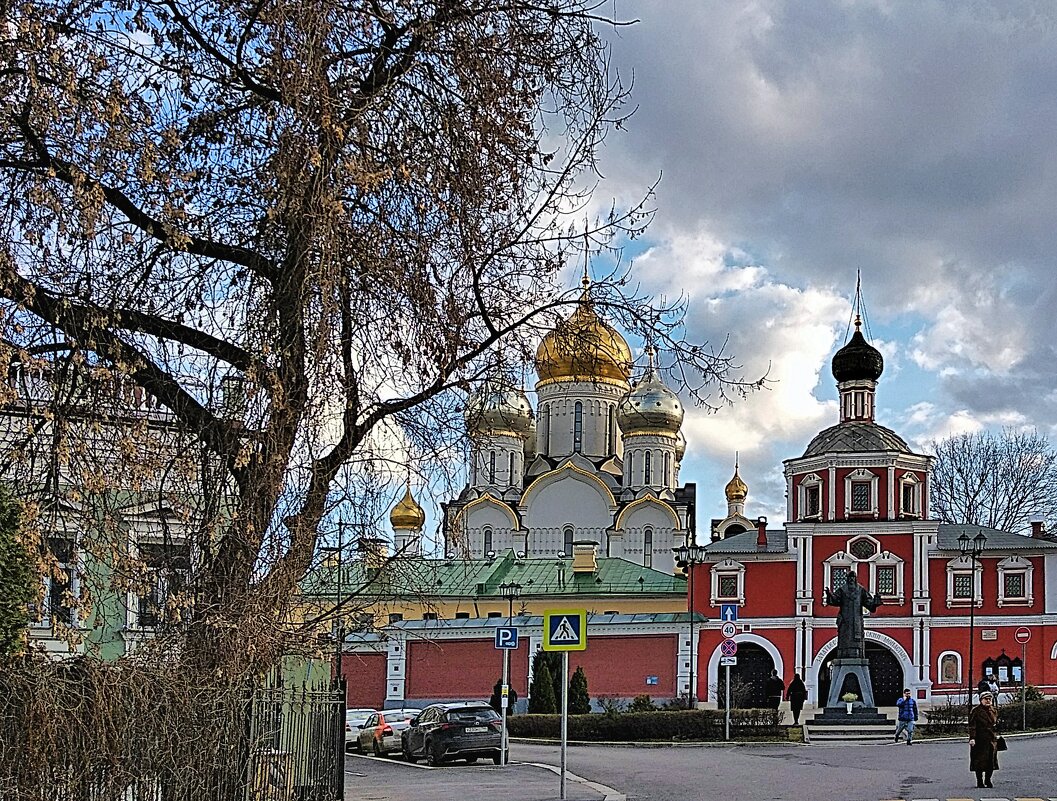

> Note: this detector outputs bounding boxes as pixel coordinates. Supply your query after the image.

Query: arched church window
[626,451,634,483]
[644,451,652,484]
[563,525,574,558]
[483,527,493,554]
[643,526,653,568]
[663,452,671,486]
[573,402,583,453]
[508,452,515,486]
[540,403,550,453]
[489,450,496,484]
[607,405,616,454]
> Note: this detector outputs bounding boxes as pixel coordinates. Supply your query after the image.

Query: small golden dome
[725,462,748,503]
[535,289,632,386]
[390,484,425,530]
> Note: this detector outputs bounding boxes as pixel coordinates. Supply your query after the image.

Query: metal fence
[0,660,345,801]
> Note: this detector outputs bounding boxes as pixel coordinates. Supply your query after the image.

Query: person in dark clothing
[765,670,785,711]
[786,673,808,725]
[969,691,1000,788]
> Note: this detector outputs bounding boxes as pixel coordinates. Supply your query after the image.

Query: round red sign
[1015,626,1031,644]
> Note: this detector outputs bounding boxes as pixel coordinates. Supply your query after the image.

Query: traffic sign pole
[1022,639,1027,732]
[501,646,509,766]
[560,651,569,800]
[724,663,731,741]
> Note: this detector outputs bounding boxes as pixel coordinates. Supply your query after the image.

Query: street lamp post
[498,581,522,767]
[321,522,346,689]
[673,542,706,708]
[959,531,987,711]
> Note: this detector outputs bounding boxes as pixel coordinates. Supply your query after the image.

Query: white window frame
[847,534,880,561]
[710,558,746,606]
[844,468,879,518]
[798,473,823,521]
[867,550,905,604]
[996,555,1033,607]
[945,555,983,608]
[32,534,79,630]
[823,550,857,592]
[937,650,962,685]
[899,472,922,519]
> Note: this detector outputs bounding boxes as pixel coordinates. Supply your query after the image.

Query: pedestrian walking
[894,688,918,744]
[765,669,785,711]
[786,673,808,725]
[987,674,1001,705]
[969,691,1000,789]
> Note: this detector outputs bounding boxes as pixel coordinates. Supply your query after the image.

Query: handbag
[996,735,1008,752]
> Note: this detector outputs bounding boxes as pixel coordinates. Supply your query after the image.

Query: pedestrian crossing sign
[543,609,587,651]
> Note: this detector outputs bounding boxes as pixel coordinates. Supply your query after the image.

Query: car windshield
[346,709,374,720]
[445,707,500,724]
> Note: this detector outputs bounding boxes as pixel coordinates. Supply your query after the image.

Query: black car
[400,702,504,766]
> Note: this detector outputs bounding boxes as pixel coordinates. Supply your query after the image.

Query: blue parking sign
[495,626,519,649]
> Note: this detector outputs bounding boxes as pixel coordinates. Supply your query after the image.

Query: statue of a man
[824,571,882,659]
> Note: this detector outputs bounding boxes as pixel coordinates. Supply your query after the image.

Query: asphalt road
[514,734,1057,801]
[344,734,1057,801]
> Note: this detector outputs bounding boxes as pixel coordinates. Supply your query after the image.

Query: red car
[355,708,420,756]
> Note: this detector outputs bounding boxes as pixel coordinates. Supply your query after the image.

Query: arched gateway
[811,632,913,706]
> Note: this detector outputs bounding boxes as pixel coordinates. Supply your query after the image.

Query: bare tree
[0,0,762,672]
[928,428,1057,535]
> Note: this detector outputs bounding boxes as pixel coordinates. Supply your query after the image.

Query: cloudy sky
[585,0,1057,529]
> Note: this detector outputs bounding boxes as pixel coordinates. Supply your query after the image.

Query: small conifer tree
[569,666,591,714]
[529,661,557,714]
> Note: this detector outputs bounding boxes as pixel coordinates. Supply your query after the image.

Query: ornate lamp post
[959,531,987,709]
[498,581,522,766]
[673,542,707,707]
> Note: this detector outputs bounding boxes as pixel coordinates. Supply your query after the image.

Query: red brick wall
[565,634,677,697]
[341,653,387,708]
[406,639,530,701]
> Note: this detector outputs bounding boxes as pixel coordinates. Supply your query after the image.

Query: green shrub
[569,667,591,714]
[627,694,657,713]
[508,707,782,741]
[529,661,557,714]
[925,696,1057,735]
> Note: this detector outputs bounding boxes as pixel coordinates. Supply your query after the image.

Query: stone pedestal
[825,658,876,708]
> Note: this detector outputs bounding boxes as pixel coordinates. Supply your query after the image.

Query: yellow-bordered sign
[542,609,587,651]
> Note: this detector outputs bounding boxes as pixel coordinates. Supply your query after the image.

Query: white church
[440,279,696,574]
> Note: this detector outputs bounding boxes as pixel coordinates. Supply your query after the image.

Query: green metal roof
[300,549,686,601]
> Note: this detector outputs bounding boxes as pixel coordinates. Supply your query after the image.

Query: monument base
[825,658,876,708]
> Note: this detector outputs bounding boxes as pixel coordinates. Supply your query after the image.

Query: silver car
[356,709,419,756]
[344,708,377,750]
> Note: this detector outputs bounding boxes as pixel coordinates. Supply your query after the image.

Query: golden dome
[535,288,632,386]
[390,484,425,530]
[725,461,748,503]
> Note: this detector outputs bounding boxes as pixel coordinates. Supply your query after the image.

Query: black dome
[832,329,883,383]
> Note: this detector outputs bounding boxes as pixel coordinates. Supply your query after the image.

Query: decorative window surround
[710,558,746,606]
[823,550,857,592]
[798,473,823,521]
[945,555,983,608]
[899,472,922,519]
[867,550,905,604]
[32,535,79,630]
[844,468,879,518]
[996,555,1033,607]
[937,650,962,685]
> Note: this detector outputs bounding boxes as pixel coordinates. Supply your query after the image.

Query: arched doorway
[819,642,904,706]
[716,643,774,708]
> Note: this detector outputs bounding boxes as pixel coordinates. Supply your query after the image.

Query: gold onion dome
[675,431,687,461]
[465,380,534,436]
[616,353,684,436]
[725,462,748,502]
[535,285,632,385]
[390,484,426,530]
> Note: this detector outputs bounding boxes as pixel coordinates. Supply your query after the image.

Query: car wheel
[465,756,478,764]
[491,752,502,765]
[354,738,363,755]
[402,742,417,764]
[425,741,444,767]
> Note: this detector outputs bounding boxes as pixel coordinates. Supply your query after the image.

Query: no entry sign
[1015,627,1031,644]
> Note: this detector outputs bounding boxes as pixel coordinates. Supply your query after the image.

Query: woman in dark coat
[786,673,808,725]
[969,691,999,788]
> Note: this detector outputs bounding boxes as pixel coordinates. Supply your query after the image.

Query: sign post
[1015,627,1031,731]
[495,627,519,766]
[543,610,587,801]
[720,639,737,740]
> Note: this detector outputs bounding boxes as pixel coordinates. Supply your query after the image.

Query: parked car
[344,708,377,750]
[356,709,419,756]
[400,703,504,766]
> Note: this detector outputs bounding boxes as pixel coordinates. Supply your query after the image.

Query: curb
[525,762,626,801]
[511,737,804,748]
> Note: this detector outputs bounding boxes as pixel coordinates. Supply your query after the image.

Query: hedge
[507,708,782,741]
[924,698,1057,735]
